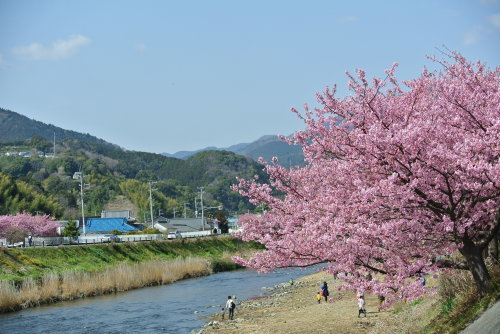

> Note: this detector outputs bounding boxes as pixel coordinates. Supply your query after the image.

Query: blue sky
[0,0,499,154]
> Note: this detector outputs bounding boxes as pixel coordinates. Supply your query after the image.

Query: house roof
[154,218,210,233]
[80,218,140,233]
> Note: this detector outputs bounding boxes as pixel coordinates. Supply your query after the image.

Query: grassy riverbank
[0,236,261,312]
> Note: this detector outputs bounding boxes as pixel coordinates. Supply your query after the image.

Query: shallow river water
[0,267,318,334]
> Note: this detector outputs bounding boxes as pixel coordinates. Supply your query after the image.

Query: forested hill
[0,108,118,149]
[59,138,266,187]
[0,136,266,219]
[0,107,268,219]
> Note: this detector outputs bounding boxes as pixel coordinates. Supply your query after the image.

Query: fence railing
[1,230,239,248]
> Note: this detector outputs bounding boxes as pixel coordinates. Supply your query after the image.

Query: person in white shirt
[225,295,236,320]
[358,296,367,317]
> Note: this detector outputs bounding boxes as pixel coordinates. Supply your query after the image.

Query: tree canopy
[0,213,59,238]
[234,51,499,305]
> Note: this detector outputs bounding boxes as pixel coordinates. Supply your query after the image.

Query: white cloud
[12,35,91,61]
[488,13,500,28]
[134,43,147,53]
[463,26,489,45]
[338,16,358,23]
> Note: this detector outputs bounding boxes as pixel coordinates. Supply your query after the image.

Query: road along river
[0,266,319,334]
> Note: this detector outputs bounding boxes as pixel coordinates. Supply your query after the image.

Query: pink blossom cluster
[0,213,59,237]
[233,51,499,305]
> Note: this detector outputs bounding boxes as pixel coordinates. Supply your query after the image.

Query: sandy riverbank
[197,271,437,334]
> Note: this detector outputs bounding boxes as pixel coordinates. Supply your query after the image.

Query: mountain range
[0,107,304,165]
[163,135,304,166]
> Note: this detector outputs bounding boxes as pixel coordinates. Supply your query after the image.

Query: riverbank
[198,271,395,334]
[0,236,261,312]
[197,270,496,334]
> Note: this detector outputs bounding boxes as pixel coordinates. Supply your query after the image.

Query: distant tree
[0,156,31,177]
[4,226,26,244]
[234,52,499,304]
[62,220,80,237]
[27,136,52,152]
[60,157,79,176]
[142,227,161,234]
[215,210,229,233]
[0,172,63,217]
[0,213,59,237]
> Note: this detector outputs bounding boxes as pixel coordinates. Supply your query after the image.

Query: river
[0,267,318,334]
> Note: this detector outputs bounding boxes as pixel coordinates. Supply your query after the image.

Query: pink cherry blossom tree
[0,213,59,238]
[233,51,499,304]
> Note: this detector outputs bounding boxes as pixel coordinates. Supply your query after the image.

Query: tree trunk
[460,244,492,296]
[489,236,498,262]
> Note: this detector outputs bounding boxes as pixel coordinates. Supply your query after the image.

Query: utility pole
[73,172,88,234]
[80,178,84,233]
[198,187,205,231]
[148,181,156,228]
[184,203,189,218]
[173,208,178,219]
[53,132,56,158]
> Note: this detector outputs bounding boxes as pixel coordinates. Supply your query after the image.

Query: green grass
[0,236,261,283]
[424,267,500,334]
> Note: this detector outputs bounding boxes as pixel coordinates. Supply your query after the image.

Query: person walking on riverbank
[226,296,236,320]
[378,295,385,312]
[320,282,329,302]
[358,296,367,317]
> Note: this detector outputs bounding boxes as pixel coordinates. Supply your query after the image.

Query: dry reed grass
[0,257,211,313]
[439,269,475,300]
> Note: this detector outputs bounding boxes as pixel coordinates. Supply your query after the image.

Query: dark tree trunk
[460,242,492,296]
[488,236,498,262]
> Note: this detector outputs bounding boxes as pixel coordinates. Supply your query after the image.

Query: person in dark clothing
[378,295,385,312]
[320,282,330,302]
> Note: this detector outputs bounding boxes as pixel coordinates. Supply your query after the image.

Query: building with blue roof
[79,218,140,233]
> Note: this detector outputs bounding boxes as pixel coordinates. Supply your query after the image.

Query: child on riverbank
[316,292,322,304]
[219,307,225,320]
